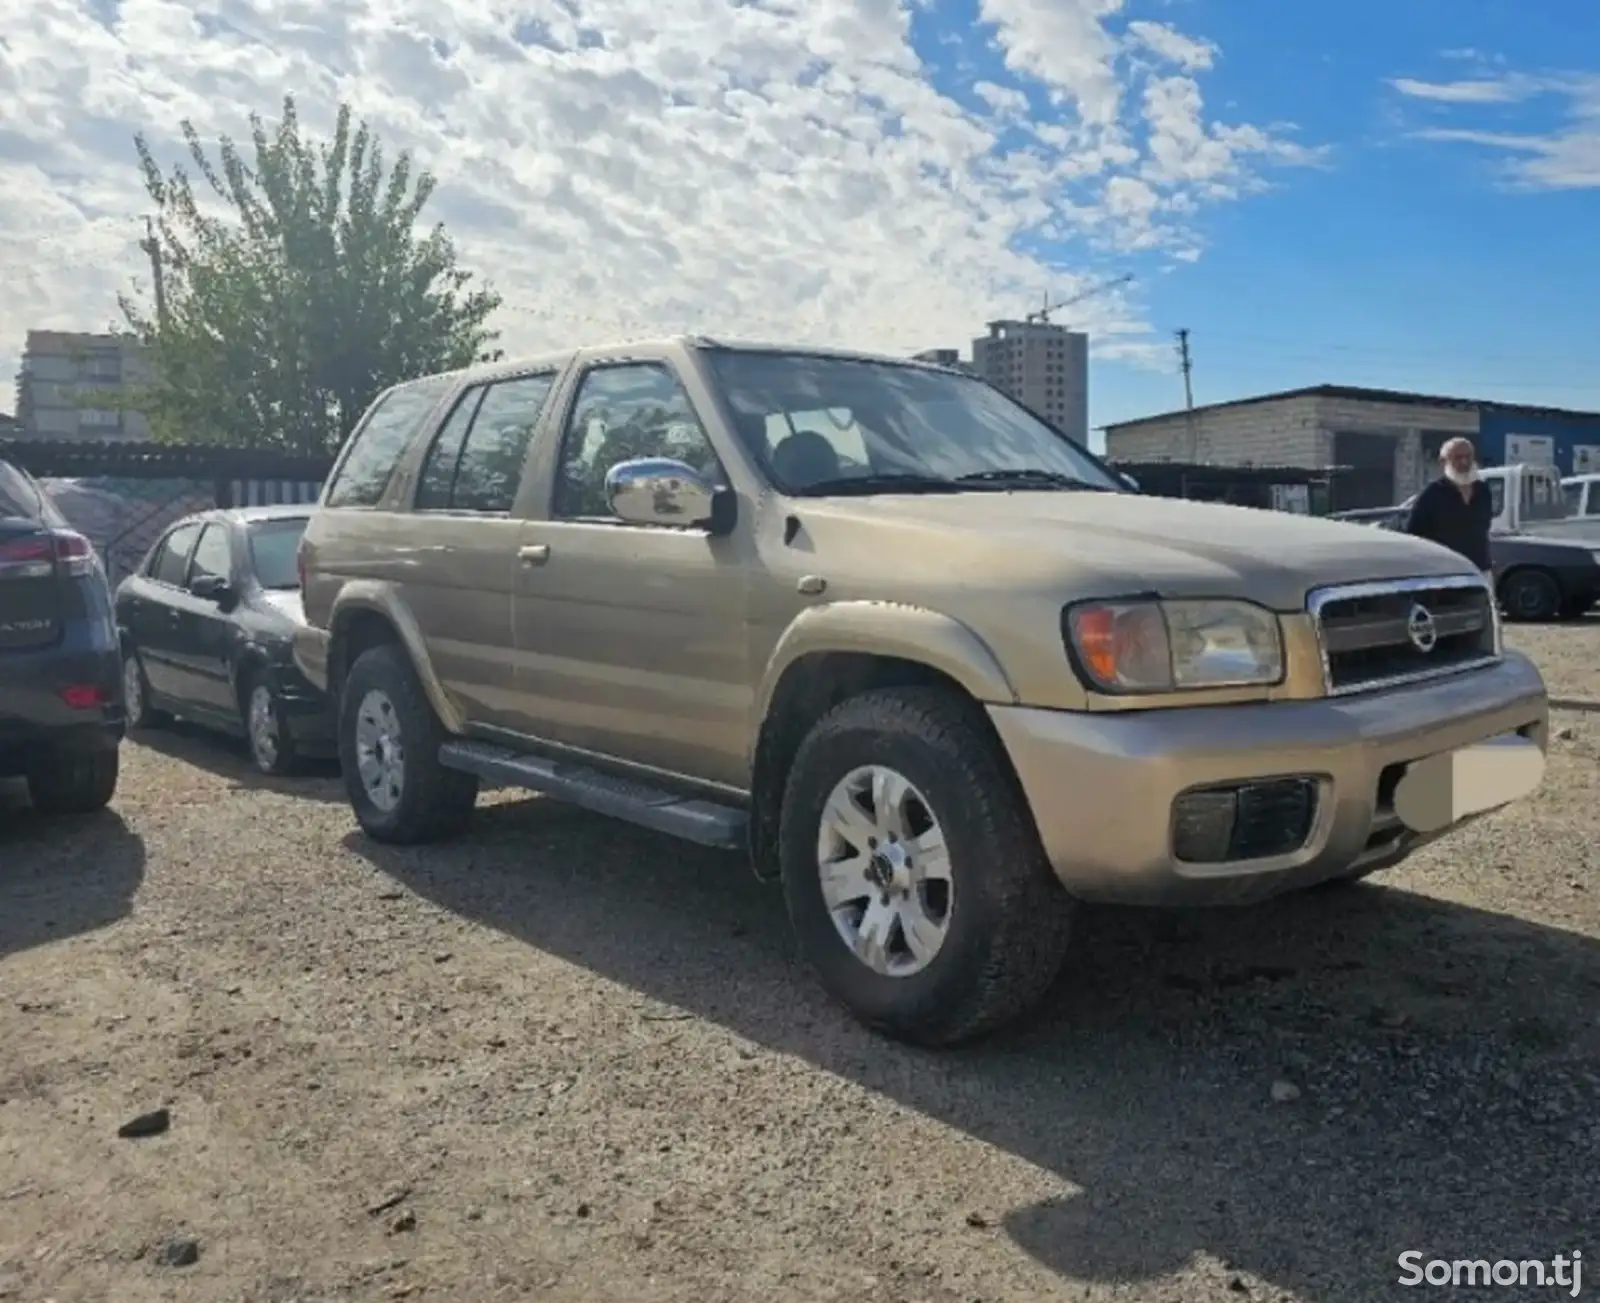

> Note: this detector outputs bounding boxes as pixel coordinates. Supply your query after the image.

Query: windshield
[248,518,308,590]
[702,350,1121,495]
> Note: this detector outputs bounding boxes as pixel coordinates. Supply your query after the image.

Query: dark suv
[0,457,123,813]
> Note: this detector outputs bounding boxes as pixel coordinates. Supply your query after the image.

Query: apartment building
[970,320,1089,445]
[14,330,154,441]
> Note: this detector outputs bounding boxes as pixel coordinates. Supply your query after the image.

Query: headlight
[1063,598,1285,694]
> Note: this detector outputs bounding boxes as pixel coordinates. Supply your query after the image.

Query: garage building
[1101,385,1600,511]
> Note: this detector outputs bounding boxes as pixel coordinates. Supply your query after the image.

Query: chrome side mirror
[605,457,732,533]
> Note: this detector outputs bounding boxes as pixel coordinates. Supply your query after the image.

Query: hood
[255,588,307,625]
[786,491,1477,611]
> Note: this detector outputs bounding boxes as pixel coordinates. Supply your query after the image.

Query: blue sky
[906,0,1600,440]
[3,0,1597,452]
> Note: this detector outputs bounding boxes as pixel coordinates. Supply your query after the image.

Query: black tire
[338,642,478,845]
[241,668,301,777]
[778,686,1074,1048]
[1500,569,1561,622]
[27,743,119,815]
[121,649,168,730]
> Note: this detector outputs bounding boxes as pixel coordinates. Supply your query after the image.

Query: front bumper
[988,652,1549,906]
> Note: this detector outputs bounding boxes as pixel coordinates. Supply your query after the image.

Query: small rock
[388,1210,416,1234]
[154,1237,200,1268]
[117,1108,170,1139]
[367,1188,410,1216]
[433,952,452,964]
[575,1202,592,1219]
[1228,1277,1249,1294]
[1270,1080,1302,1103]
[964,1211,990,1229]
[1555,726,1576,741]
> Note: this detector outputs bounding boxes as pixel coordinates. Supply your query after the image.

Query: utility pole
[139,216,167,331]
[1175,328,1197,459]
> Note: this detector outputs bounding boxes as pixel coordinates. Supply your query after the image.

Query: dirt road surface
[4,624,1598,1303]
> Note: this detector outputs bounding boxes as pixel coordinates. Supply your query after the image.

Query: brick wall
[1106,394,1481,504]
[1105,396,1323,466]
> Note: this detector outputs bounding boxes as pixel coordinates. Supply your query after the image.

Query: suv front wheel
[779,687,1074,1047]
[338,643,479,844]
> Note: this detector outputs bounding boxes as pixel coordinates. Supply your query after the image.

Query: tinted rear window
[0,459,54,523]
[248,518,308,590]
[324,378,454,508]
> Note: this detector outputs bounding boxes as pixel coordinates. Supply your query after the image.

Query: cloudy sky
[2,0,1598,439]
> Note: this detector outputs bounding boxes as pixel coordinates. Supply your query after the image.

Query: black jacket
[1403,476,1494,569]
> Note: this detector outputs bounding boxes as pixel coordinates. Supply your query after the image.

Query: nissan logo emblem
[1407,603,1438,653]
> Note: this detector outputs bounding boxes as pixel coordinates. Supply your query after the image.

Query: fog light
[1172,778,1319,864]
[1172,789,1238,863]
[58,684,105,710]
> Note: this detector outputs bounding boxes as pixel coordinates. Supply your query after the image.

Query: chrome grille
[1308,575,1500,696]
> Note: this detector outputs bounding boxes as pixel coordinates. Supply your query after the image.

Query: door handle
[518,544,551,567]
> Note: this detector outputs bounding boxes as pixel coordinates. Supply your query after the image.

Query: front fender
[753,600,1019,730]
[327,582,466,734]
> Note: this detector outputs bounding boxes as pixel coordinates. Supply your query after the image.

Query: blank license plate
[1393,733,1546,835]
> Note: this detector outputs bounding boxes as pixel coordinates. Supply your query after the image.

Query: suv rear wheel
[28,742,119,815]
[778,687,1074,1047]
[338,643,478,844]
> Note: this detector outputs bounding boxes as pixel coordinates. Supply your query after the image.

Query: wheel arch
[747,618,1020,882]
[325,588,464,734]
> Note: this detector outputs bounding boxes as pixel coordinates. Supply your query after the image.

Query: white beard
[1444,466,1478,486]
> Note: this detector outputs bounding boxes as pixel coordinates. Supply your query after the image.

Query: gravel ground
[3,624,1598,1303]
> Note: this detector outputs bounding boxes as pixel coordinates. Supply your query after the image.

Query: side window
[1489,479,1506,518]
[448,374,556,514]
[1563,483,1584,515]
[188,524,231,587]
[324,377,452,508]
[152,523,201,587]
[415,388,487,510]
[553,364,720,520]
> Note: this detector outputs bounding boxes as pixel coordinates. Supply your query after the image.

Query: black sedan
[115,505,332,774]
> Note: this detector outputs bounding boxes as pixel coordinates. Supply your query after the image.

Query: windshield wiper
[788,472,962,497]
[954,469,1107,490]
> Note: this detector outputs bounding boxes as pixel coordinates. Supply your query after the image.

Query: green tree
[121,95,502,455]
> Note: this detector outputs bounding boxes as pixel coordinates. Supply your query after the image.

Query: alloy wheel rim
[122,656,143,722]
[354,689,405,813]
[248,685,278,768]
[816,764,954,978]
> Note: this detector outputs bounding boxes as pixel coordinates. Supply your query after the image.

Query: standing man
[1403,437,1495,580]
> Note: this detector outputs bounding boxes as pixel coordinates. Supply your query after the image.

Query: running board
[437,740,747,851]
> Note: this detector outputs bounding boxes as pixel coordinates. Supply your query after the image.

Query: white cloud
[1392,70,1600,189]
[1388,75,1539,105]
[1126,20,1215,73]
[0,0,1321,399]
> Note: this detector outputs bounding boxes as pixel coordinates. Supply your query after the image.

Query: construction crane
[1024,273,1134,325]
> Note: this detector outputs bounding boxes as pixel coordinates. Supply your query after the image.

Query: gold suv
[294,337,1550,1046]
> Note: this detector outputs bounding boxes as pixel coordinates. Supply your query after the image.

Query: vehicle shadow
[0,783,146,960]
[131,722,345,802]
[344,797,1600,1302]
